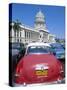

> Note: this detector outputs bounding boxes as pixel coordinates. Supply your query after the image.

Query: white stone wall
[43,32,49,42]
[21,28,25,38]
[48,34,56,43]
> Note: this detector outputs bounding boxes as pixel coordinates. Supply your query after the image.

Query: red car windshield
[27,46,50,54]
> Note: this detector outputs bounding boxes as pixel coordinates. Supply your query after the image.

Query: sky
[10,3,65,39]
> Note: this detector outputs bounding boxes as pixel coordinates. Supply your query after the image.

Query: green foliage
[13,19,21,31]
[55,38,65,44]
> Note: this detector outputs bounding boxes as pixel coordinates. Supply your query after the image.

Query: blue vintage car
[50,43,65,60]
[9,43,26,72]
[10,43,25,59]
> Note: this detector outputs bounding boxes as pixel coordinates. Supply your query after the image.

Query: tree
[13,20,21,42]
[55,38,60,43]
[55,38,65,44]
[9,21,12,31]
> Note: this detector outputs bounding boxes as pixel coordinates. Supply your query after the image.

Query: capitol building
[10,10,56,44]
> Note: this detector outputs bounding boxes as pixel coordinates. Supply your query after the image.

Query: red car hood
[16,54,61,83]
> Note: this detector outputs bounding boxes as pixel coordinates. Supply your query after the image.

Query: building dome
[35,10,45,23]
[36,10,44,18]
[34,10,48,32]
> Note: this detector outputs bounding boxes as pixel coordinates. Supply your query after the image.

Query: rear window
[27,46,50,54]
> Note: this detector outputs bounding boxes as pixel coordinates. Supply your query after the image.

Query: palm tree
[9,21,12,31]
[13,20,21,42]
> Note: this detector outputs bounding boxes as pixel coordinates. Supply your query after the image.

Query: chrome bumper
[14,78,65,87]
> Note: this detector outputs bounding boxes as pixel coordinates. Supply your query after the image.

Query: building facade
[10,10,55,44]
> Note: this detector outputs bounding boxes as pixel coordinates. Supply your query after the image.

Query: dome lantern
[35,10,45,23]
[36,10,44,18]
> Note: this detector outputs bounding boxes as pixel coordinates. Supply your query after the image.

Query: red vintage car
[15,42,64,86]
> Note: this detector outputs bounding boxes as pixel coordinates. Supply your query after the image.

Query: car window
[53,46,63,50]
[51,44,64,50]
[12,43,20,48]
[11,43,24,49]
[27,46,50,54]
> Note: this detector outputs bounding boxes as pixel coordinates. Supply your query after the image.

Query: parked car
[15,42,64,85]
[9,42,26,72]
[50,43,65,60]
[12,43,25,58]
[61,43,65,49]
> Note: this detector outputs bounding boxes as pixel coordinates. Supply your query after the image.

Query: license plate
[35,70,48,76]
